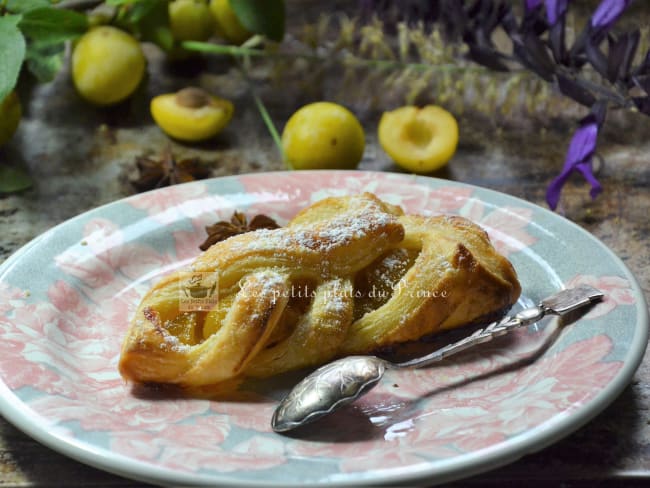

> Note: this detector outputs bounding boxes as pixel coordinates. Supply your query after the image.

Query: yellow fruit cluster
[70,0,248,141]
[66,2,459,159]
[281,102,459,173]
[151,0,246,141]
[168,0,251,46]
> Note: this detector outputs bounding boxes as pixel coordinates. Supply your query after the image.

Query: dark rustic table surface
[1,2,649,487]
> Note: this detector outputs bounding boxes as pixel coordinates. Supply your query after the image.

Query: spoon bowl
[272,356,386,432]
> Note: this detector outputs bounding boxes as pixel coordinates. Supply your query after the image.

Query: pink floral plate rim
[0,170,647,487]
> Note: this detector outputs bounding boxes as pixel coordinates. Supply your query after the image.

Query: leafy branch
[0,0,286,103]
[0,1,87,102]
[0,0,89,193]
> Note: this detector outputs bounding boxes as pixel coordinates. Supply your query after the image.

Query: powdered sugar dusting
[323,279,350,314]
[257,271,286,297]
[246,201,397,254]
[361,248,415,291]
[159,329,190,352]
[238,270,287,305]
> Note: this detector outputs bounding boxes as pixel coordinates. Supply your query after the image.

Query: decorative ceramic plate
[0,171,647,487]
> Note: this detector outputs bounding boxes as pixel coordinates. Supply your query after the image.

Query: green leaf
[114,0,161,24]
[19,7,88,45]
[136,0,173,50]
[143,24,174,51]
[25,43,65,83]
[112,0,173,50]
[6,0,52,14]
[0,15,26,103]
[106,0,140,6]
[0,166,32,194]
[231,0,285,42]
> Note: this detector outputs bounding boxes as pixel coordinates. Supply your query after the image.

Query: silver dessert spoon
[271,285,604,432]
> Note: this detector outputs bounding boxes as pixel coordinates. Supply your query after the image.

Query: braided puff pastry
[119,193,520,388]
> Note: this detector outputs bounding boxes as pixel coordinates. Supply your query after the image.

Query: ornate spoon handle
[394,308,543,369]
[393,284,604,370]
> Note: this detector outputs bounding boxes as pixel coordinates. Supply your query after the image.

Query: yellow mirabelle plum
[378,105,459,173]
[72,26,146,106]
[209,0,252,45]
[281,102,365,170]
[169,0,215,42]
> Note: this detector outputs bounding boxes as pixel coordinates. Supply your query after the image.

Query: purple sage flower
[525,0,569,25]
[545,0,569,25]
[525,0,543,10]
[546,114,603,209]
[591,0,632,30]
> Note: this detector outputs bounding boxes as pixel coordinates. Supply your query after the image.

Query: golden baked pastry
[119,193,520,388]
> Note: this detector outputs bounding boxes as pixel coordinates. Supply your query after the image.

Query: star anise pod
[199,212,280,250]
[131,146,211,192]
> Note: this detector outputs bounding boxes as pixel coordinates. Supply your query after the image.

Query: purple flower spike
[591,0,632,30]
[525,0,543,10]
[546,115,603,209]
[545,0,568,26]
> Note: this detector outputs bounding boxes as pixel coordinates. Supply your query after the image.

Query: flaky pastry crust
[119,193,520,389]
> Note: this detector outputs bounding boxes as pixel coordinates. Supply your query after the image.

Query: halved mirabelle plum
[151,87,234,142]
[378,105,459,173]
